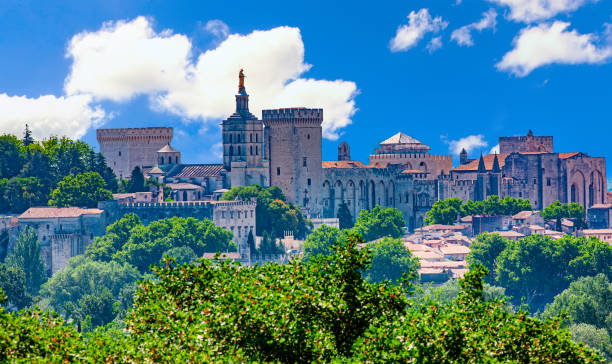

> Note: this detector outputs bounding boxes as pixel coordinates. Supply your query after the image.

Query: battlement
[370,153,452,161]
[499,133,553,154]
[96,127,173,142]
[117,200,255,209]
[262,108,323,124]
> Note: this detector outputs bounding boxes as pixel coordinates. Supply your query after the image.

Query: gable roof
[167,164,225,178]
[453,154,510,172]
[157,143,178,153]
[380,132,421,145]
[559,152,580,159]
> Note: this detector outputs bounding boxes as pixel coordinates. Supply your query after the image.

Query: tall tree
[425,198,463,225]
[246,230,256,259]
[365,237,419,284]
[0,263,31,309]
[128,166,146,193]
[48,172,112,208]
[303,225,344,259]
[337,201,354,230]
[22,124,34,148]
[466,233,509,284]
[5,226,46,295]
[0,135,24,179]
[352,205,404,241]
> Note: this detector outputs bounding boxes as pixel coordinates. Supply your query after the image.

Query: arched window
[175,156,179,164]
[250,146,253,155]
[256,146,259,155]
[250,134,253,142]
[160,156,164,164]
[238,146,241,155]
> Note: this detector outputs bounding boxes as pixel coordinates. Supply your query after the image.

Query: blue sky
[0,0,611,186]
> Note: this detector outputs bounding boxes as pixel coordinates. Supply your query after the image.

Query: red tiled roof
[19,207,103,219]
[166,183,204,190]
[170,164,225,178]
[322,160,367,169]
[559,152,580,159]
[512,210,535,219]
[452,154,509,172]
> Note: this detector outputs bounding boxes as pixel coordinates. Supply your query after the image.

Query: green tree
[48,171,112,208]
[39,256,140,328]
[128,166,145,193]
[466,233,510,284]
[1,177,47,213]
[86,213,142,262]
[303,225,344,259]
[337,201,354,229]
[246,230,256,258]
[163,246,197,265]
[257,232,284,255]
[542,200,586,230]
[0,263,31,309]
[0,230,8,262]
[543,274,611,331]
[365,237,419,284]
[0,135,24,179]
[569,323,612,361]
[5,227,46,295]
[21,124,34,148]
[352,205,404,241]
[425,197,463,225]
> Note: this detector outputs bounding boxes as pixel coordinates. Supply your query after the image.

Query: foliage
[39,256,141,328]
[0,230,8,262]
[337,201,353,229]
[466,232,510,283]
[414,278,511,307]
[163,246,197,265]
[543,274,611,332]
[0,135,24,179]
[425,197,463,225]
[87,215,235,272]
[128,166,146,193]
[425,196,532,225]
[48,171,113,208]
[21,124,34,148]
[303,225,345,259]
[257,232,285,255]
[569,323,612,361]
[364,237,419,284]
[221,185,312,239]
[352,205,404,241]
[0,236,605,362]
[0,177,47,213]
[5,227,46,295]
[0,264,31,309]
[542,200,586,230]
[496,235,611,311]
[246,230,256,258]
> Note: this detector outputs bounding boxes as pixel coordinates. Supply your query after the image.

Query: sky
[0,0,611,186]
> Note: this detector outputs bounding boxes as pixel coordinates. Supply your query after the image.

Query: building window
[238,146,241,155]
[307,134,310,140]
[251,211,253,218]
[238,211,241,219]
[256,134,258,143]
[237,134,240,143]
[118,151,122,156]
[277,167,280,176]
[547,178,551,186]
[307,178,311,186]
[229,146,233,156]
[229,134,232,143]
[230,212,233,219]
[250,134,253,142]
[303,157,307,167]
[256,146,259,155]
[250,146,253,155]
[533,178,537,185]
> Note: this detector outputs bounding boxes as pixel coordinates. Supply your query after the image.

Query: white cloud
[489,144,500,154]
[489,0,598,23]
[451,9,497,47]
[390,9,448,52]
[65,17,357,140]
[0,94,107,140]
[204,19,230,39]
[427,36,443,53]
[496,21,612,77]
[445,134,489,155]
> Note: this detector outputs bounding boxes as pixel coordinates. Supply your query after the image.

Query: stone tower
[157,144,181,166]
[222,70,269,187]
[97,127,172,179]
[499,130,553,154]
[263,108,323,216]
[459,148,468,165]
[338,141,350,161]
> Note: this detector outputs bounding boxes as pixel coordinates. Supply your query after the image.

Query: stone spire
[477,153,486,173]
[492,153,501,173]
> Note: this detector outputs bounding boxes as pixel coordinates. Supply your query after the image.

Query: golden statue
[238,68,246,90]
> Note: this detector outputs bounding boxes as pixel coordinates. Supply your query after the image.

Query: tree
[86,213,142,262]
[39,256,141,329]
[424,198,463,225]
[543,274,611,331]
[1,177,47,213]
[0,263,31,309]
[163,246,197,265]
[542,201,586,230]
[0,230,8,262]
[257,232,284,255]
[569,324,612,361]
[365,237,419,284]
[5,227,46,295]
[303,225,344,259]
[246,230,256,258]
[128,167,145,193]
[337,201,353,229]
[222,185,312,239]
[0,135,24,179]
[21,124,34,148]
[352,205,404,241]
[48,172,112,208]
[466,233,509,284]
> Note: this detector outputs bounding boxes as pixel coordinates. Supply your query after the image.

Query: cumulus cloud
[451,9,497,46]
[489,0,598,23]
[444,134,489,155]
[0,94,107,140]
[65,17,357,140]
[489,144,500,154]
[496,21,612,77]
[204,19,230,39]
[427,36,443,53]
[390,9,448,52]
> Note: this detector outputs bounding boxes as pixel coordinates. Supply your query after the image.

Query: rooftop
[167,164,225,178]
[322,160,367,169]
[19,207,103,219]
[157,143,178,153]
[380,132,422,145]
[512,210,537,219]
[453,154,509,172]
[166,183,204,190]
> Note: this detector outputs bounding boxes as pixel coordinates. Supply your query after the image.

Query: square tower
[263,108,323,216]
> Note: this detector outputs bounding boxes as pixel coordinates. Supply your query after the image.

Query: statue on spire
[238,68,246,93]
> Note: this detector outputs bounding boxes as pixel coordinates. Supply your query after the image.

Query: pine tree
[22,124,34,148]
[337,201,354,230]
[128,166,145,193]
[5,226,47,295]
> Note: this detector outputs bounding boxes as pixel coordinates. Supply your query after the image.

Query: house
[439,244,470,260]
[578,229,612,244]
[512,210,544,227]
[587,204,612,229]
[494,230,525,241]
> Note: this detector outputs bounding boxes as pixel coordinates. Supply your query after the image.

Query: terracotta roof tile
[559,152,580,159]
[19,207,103,219]
[452,154,509,172]
[322,160,367,169]
[168,164,225,178]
